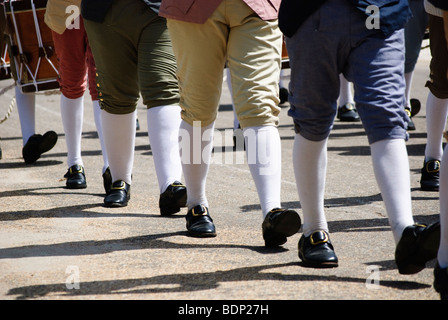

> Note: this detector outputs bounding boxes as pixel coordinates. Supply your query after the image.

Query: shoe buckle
[310,231,329,246]
[111,181,126,190]
[192,205,207,217]
[426,160,440,173]
[69,166,83,174]
[414,223,427,230]
[171,182,184,188]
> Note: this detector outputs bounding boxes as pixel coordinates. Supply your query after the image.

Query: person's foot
[279,87,289,105]
[159,181,187,215]
[395,222,440,274]
[22,131,58,164]
[185,205,216,237]
[337,103,360,122]
[434,263,448,300]
[64,164,87,189]
[262,208,301,247]
[104,180,131,207]
[298,231,338,268]
[420,159,440,191]
[410,98,421,117]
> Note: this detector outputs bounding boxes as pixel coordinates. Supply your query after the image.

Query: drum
[3,0,59,92]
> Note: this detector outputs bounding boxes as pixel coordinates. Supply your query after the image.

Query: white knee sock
[179,120,214,209]
[244,125,281,218]
[424,92,448,161]
[226,68,240,130]
[370,139,415,243]
[92,100,109,173]
[101,110,136,185]
[338,74,354,106]
[293,134,328,236]
[147,105,183,193]
[438,147,448,268]
[404,71,414,110]
[60,94,84,167]
[15,86,36,145]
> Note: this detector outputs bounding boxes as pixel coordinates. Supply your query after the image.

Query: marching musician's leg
[83,9,139,207]
[16,86,58,164]
[84,0,184,209]
[84,23,110,194]
[226,5,301,247]
[166,7,229,237]
[15,86,36,146]
[138,16,186,216]
[51,23,89,189]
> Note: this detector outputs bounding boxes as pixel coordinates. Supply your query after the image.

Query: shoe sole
[39,131,58,154]
[298,252,339,268]
[22,131,58,164]
[187,230,217,238]
[66,183,87,189]
[104,201,128,208]
[23,131,58,164]
[264,210,301,247]
[397,222,440,275]
[338,117,360,122]
[420,184,439,192]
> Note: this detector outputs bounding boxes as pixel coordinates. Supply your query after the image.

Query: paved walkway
[0,46,443,301]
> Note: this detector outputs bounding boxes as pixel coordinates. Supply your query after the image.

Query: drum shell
[4,0,59,92]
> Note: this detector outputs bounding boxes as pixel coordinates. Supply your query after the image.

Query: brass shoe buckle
[426,160,440,173]
[192,205,207,217]
[111,181,126,190]
[70,166,83,174]
[310,231,329,246]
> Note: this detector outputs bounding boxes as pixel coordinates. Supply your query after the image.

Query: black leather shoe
[64,164,87,189]
[185,205,216,237]
[410,98,421,117]
[279,87,289,105]
[102,167,112,195]
[104,180,130,207]
[159,181,187,215]
[262,208,301,247]
[22,131,58,164]
[298,231,339,268]
[434,263,448,300]
[336,103,360,122]
[420,160,440,191]
[395,222,440,274]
